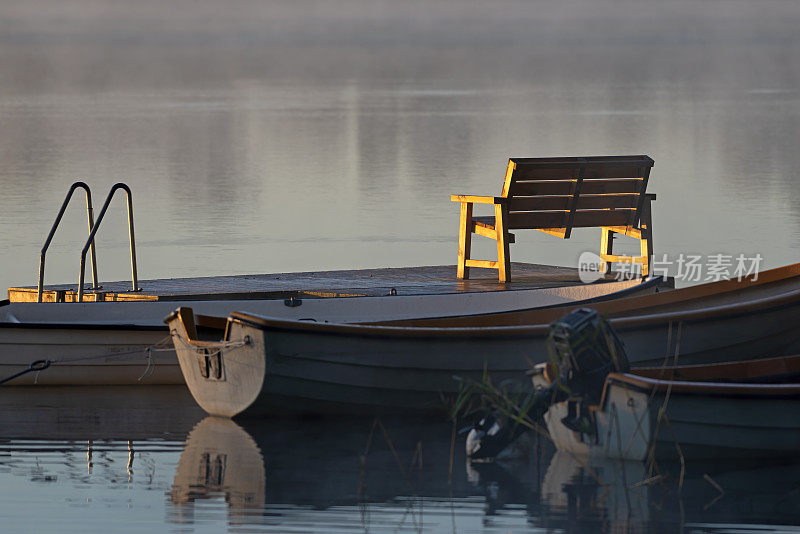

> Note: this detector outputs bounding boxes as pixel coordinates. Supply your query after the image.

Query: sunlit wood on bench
[451,155,656,282]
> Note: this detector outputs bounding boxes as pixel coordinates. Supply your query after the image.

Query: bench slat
[471,217,516,242]
[506,210,633,229]
[507,194,639,211]
[464,259,499,269]
[583,165,650,179]
[510,156,652,164]
[510,160,652,181]
[509,167,582,181]
[511,179,643,196]
[471,216,496,228]
[507,196,571,211]
[511,165,647,181]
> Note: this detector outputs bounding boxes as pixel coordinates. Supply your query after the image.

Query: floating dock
[8,263,626,302]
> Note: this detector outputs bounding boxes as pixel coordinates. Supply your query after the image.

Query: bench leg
[600,228,614,274]
[639,197,654,277]
[495,204,511,282]
[457,202,473,279]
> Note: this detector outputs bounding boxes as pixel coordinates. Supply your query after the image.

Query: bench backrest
[501,155,654,237]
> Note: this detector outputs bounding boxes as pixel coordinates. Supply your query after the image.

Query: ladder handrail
[77,183,140,302]
[38,182,99,303]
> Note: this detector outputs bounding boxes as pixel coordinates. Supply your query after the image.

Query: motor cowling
[545,308,629,433]
[464,308,630,460]
[547,307,629,404]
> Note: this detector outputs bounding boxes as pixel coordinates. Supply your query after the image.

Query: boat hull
[170,288,800,417]
[0,325,181,385]
[541,382,800,460]
[0,279,647,385]
[534,357,800,460]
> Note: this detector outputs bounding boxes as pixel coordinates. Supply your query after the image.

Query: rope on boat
[0,335,248,386]
[0,359,52,385]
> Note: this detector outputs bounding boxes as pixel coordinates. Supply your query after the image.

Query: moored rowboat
[166,263,800,417]
[0,277,656,385]
[532,355,800,460]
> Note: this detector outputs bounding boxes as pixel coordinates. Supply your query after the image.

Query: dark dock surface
[8,263,621,302]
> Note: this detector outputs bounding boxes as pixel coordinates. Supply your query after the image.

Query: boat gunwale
[226,280,800,338]
[0,322,167,331]
[606,372,800,396]
[633,354,800,381]
[375,262,800,326]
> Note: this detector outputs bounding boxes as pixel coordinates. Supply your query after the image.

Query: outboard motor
[465,308,629,460]
[545,308,629,434]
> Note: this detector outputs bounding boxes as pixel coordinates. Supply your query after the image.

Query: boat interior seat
[176,307,198,341]
[173,307,227,343]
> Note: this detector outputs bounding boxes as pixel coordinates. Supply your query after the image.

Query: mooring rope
[0,335,248,386]
[0,359,52,386]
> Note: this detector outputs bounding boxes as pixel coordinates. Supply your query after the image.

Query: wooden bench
[451,155,655,282]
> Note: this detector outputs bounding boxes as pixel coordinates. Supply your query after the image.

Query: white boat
[532,355,800,460]
[166,263,800,417]
[0,277,653,385]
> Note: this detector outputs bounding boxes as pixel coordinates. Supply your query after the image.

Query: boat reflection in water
[169,417,800,533]
[539,450,800,532]
[170,418,266,516]
[169,416,542,531]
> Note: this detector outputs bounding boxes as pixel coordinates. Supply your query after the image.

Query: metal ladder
[38,182,141,303]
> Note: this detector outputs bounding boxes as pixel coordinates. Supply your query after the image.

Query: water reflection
[540,452,651,530]
[0,386,205,531]
[170,417,266,519]
[540,451,800,533]
[0,385,204,440]
[0,393,798,532]
[168,416,542,531]
[167,417,800,533]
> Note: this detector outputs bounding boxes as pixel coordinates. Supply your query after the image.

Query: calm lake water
[1,387,799,533]
[1,0,800,531]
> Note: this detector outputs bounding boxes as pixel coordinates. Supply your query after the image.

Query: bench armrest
[450,195,507,205]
